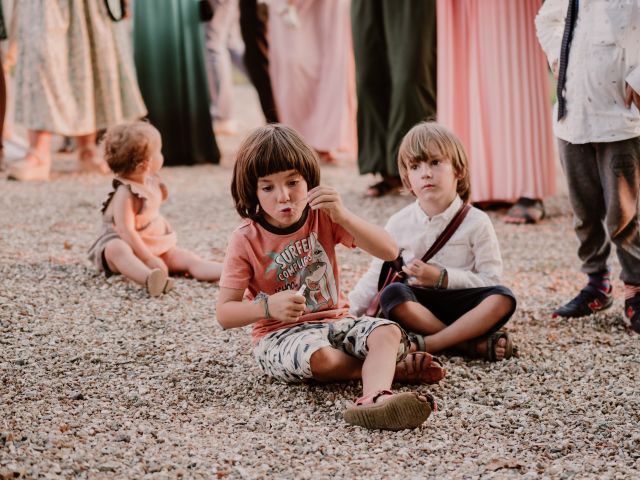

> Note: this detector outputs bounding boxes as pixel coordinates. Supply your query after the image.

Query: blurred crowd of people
[1,0,556,224]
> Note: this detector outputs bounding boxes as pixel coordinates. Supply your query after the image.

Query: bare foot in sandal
[472,336,507,360]
[504,197,545,224]
[456,331,518,361]
[343,389,436,430]
[393,352,446,384]
[7,150,52,182]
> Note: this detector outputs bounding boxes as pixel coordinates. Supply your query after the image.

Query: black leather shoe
[553,285,613,318]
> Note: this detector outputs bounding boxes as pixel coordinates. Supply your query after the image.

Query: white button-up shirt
[535,0,640,144]
[348,196,503,316]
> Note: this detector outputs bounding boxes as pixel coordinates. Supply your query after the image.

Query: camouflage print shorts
[253,316,410,383]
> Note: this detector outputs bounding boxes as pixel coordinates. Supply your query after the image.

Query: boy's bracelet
[253,292,271,319]
[434,268,447,290]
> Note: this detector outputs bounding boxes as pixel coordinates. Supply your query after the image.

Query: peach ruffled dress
[268,0,356,156]
[88,175,177,274]
[437,0,556,203]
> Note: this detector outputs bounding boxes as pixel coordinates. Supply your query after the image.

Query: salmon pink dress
[437,0,556,203]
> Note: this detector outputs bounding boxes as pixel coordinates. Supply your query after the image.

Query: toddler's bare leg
[104,239,151,285]
[162,247,222,281]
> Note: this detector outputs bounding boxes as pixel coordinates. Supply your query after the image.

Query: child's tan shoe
[146,268,172,297]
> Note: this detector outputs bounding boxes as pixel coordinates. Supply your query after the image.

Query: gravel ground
[2,87,639,479]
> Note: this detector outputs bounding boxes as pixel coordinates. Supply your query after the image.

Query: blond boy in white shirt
[349,122,518,361]
[536,0,640,331]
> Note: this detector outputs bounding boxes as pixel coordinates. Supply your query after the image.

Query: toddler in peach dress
[88,121,222,296]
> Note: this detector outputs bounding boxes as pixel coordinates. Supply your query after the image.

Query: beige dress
[14,0,146,136]
[88,175,177,275]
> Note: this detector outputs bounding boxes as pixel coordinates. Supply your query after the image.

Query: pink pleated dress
[437,0,556,203]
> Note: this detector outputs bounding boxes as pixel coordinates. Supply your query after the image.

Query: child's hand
[267,290,307,323]
[402,260,440,287]
[307,186,347,223]
[625,83,640,110]
[145,256,168,275]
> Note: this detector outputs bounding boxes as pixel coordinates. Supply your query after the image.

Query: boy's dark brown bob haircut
[231,124,321,219]
[397,121,471,203]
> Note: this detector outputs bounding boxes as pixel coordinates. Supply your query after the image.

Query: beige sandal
[343,389,436,431]
[7,150,51,182]
[145,269,173,297]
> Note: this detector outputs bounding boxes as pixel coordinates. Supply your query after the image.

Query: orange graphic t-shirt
[220,208,355,343]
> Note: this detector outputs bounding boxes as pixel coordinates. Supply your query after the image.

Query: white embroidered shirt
[348,196,503,317]
[535,0,640,144]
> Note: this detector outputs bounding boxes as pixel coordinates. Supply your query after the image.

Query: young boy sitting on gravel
[216,124,445,431]
[349,122,518,361]
[536,1,640,332]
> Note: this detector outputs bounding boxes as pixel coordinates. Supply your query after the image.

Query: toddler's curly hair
[102,121,160,175]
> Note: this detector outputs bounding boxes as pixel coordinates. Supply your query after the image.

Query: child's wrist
[253,292,271,319]
[434,268,448,289]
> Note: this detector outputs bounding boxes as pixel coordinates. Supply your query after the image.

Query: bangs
[250,128,315,179]
[402,134,449,166]
[231,124,321,219]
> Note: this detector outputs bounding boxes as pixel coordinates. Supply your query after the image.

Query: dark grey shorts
[379,283,516,332]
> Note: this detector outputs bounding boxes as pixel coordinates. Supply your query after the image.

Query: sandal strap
[486,331,515,361]
[409,332,426,352]
[355,389,394,406]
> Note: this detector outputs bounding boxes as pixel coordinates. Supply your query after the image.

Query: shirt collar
[413,195,463,223]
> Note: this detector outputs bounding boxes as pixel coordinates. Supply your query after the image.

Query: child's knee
[379,283,413,317]
[104,239,130,260]
[490,294,515,318]
[367,323,402,350]
[309,347,341,379]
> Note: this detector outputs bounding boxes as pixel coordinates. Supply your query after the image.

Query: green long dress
[133,0,220,166]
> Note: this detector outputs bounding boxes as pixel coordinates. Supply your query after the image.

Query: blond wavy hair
[397,122,471,203]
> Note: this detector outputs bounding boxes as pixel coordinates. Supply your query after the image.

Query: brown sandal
[343,389,436,430]
[394,352,446,384]
[457,331,518,362]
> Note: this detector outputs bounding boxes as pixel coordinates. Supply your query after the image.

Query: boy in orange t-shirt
[217,124,445,430]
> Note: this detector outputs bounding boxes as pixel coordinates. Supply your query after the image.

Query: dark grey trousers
[559,137,640,284]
